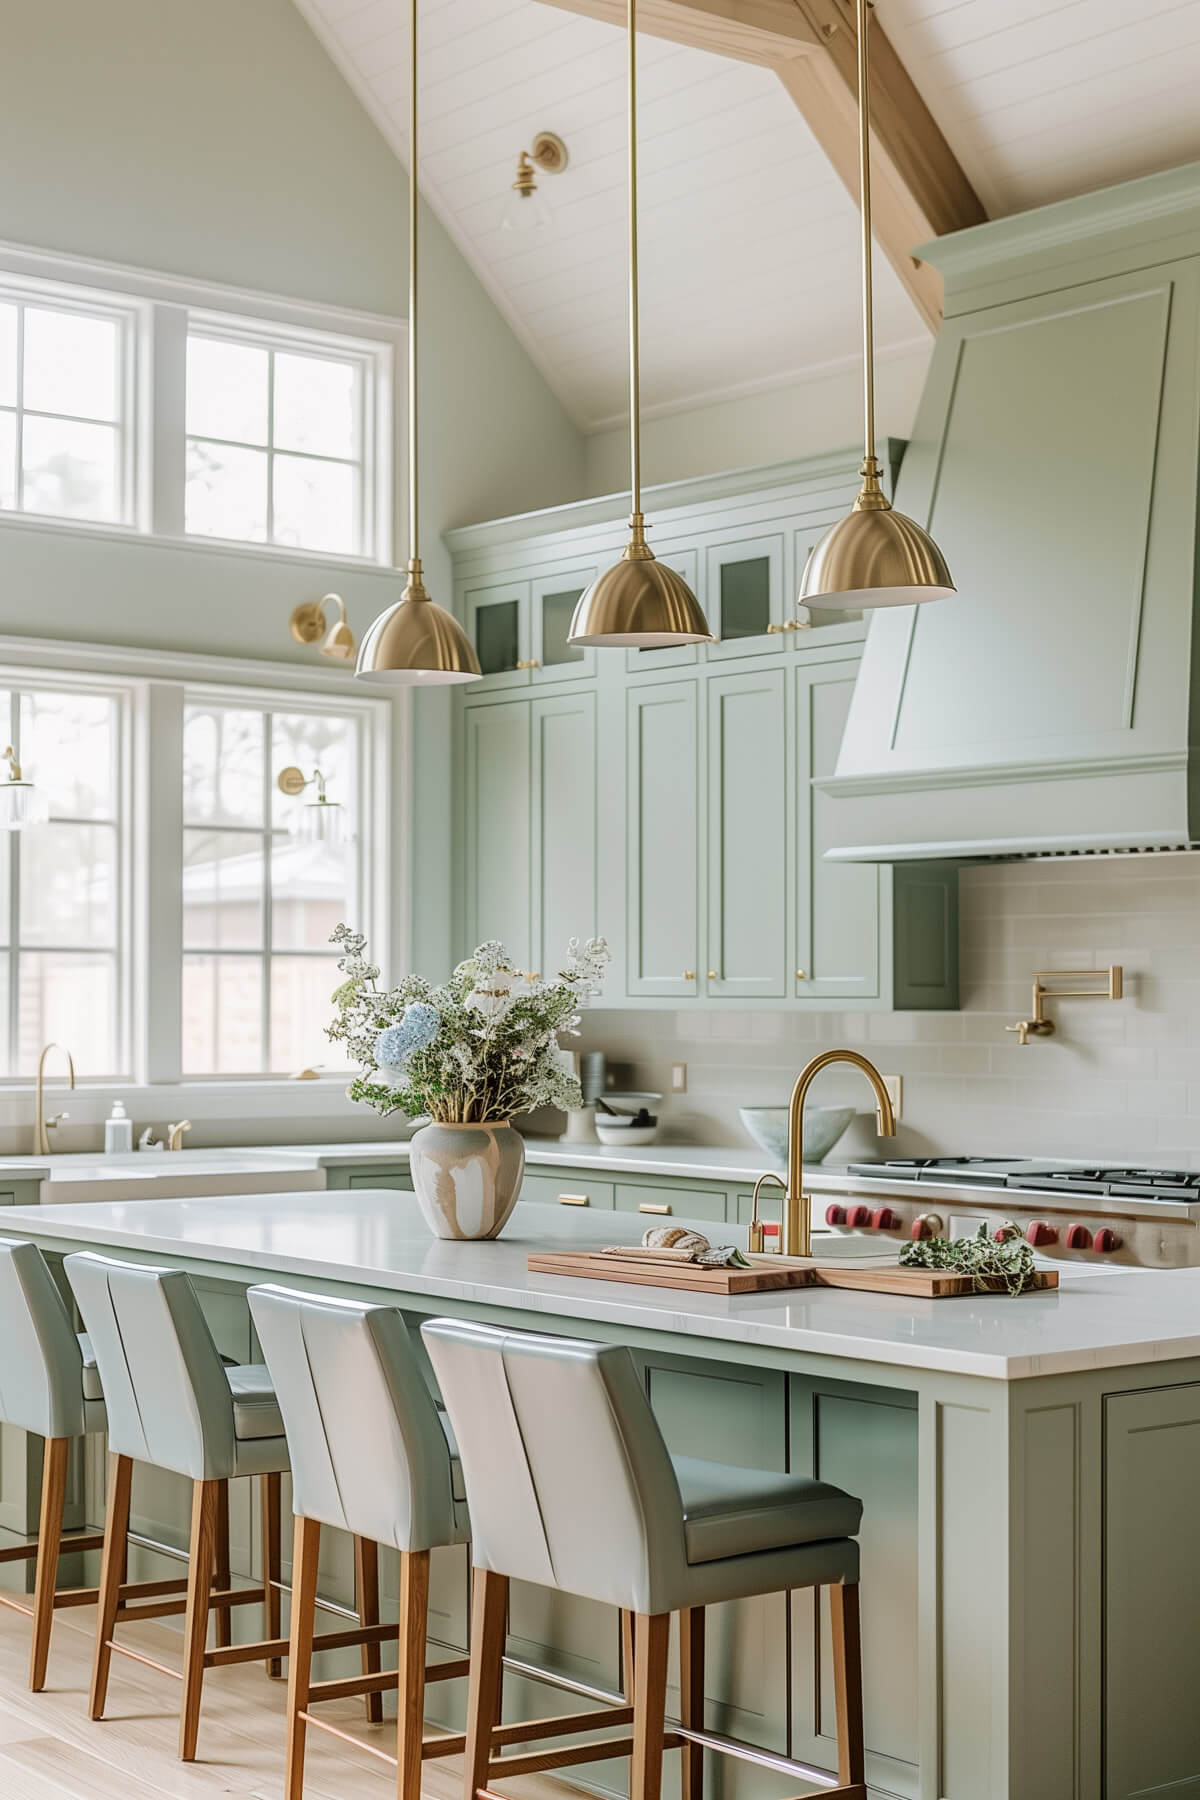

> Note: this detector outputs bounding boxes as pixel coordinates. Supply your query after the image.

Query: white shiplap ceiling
[298,0,1200,430]
[297,0,927,429]
[884,0,1200,217]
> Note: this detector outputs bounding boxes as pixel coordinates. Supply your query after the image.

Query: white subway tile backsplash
[579,855,1200,1161]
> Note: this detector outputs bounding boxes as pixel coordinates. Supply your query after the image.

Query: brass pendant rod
[857,0,875,470]
[627,0,641,519]
[408,0,420,568]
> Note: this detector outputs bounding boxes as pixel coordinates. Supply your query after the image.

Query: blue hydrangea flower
[375,1002,441,1075]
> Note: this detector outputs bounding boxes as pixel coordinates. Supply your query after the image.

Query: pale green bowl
[739,1104,855,1170]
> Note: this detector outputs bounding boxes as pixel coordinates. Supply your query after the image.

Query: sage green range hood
[823,162,1200,861]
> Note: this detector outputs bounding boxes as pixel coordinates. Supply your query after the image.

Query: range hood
[824,163,1200,861]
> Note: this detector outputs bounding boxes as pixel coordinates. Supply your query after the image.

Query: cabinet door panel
[466,580,530,689]
[625,548,702,673]
[464,700,532,969]
[626,682,699,999]
[532,692,597,979]
[707,668,787,998]
[705,533,786,660]
[795,661,880,1000]
[532,569,597,683]
[613,1182,727,1223]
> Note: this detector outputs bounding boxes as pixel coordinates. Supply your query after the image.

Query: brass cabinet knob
[795,969,807,980]
[707,970,719,980]
[766,622,784,635]
[683,970,695,980]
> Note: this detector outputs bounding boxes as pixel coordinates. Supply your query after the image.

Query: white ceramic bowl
[595,1120,659,1147]
[739,1104,855,1169]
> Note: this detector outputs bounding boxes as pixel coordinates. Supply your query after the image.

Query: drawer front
[347,1172,414,1191]
[614,1183,728,1223]
[520,1173,615,1210]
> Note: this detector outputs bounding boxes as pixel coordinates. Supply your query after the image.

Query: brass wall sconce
[0,746,49,830]
[277,765,347,843]
[289,595,356,662]
[1007,966,1123,1045]
[503,131,569,230]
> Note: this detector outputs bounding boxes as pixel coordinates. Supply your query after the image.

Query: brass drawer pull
[795,969,807,980]
[639,1202,671,1215]
[515,658,541,669]
[558,1193,589,1206]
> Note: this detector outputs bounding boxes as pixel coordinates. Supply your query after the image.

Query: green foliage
[900,1222,1038,1294]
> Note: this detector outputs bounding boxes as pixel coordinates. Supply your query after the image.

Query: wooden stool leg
[631,1613,670,1800]
[830,1581,865,1789]
[285,1516,321,1800]
[213,1477,231,1650]
[29,1437,69,1692]
[679,1607,705,1800]
[463,1568,508,1800]
[261,1472,283,1677]
[355,1534,384,1725]
[90,1452,133,1721]
[396,1549,430,1800]
[179,1479,219,1762]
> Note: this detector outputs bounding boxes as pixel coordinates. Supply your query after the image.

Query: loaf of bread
[641,1226,711,1255]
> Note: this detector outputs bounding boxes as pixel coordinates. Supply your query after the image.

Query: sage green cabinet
[465,566,599,689]
[704,532,786,661]
[463,698,533,969]
[531,690,598,979]
[625,547,701,673]
[795,660,880,1001]
[706,668,788,999]
[626,680,700,999]
[530,566,598,685]
[466,578,529,687]
[613,1181,728,1223]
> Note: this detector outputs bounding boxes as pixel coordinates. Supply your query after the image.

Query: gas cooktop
[844,1158,1200,1201]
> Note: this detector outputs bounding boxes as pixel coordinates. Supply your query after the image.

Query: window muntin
[0,294,133,526]
[181,698,361,1075]
[0,684,126,1076]
[185,328,370,557]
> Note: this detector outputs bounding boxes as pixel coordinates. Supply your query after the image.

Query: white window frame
[177,681,384,1078]
[0,241,400,571]
[0,665,136,1081]
[0,272,148,533]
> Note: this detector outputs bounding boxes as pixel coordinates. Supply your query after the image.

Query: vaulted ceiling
[296,0,1200,432]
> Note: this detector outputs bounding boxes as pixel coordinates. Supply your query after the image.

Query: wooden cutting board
[527,1249,1059,1299]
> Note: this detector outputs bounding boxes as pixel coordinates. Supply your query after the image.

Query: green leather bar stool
[248,1283,472,1800]
[423,1317,868,1800]
[65,1251,294,1762]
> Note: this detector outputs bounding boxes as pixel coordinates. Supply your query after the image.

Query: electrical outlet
[883,1074,902,1120]
[671,1062,688,1094]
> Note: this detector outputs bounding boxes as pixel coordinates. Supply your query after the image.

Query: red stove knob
[911,1213,940,1241]
[1065,1223,1093,1250]
[1025,1220,1058,1248]
[848,1205,872,1228]
[1094,1227,1121,1254]
[871,1207,900,1231]
[825,1204,847,1226]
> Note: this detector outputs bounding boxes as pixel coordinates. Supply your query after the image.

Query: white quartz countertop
[3,1189,1193,1383]
[256,1138,790,1183]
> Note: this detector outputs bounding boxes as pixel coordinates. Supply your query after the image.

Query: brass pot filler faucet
[1007,965,1123,1045]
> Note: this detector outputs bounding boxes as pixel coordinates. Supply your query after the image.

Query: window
[0,680,128,1076]
[185,321,378,558]
[181,695,363,1076]
[0,287,136,526]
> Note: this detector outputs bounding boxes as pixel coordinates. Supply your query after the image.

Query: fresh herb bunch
[900,1221,1037,1295]
[328,927,610,1124]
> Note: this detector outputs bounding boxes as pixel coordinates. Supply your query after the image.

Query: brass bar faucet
[784,1049,896,1257]
[166,1120,192,1152]
[34,1042,75,1156]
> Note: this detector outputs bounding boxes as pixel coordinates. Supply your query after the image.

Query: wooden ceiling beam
[538,0,987,330]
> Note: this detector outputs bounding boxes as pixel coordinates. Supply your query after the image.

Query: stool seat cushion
[437,1406,467,1503]
[78,1333,103,1402]
[674,1457,863,1565]
[227,1364,285,1441]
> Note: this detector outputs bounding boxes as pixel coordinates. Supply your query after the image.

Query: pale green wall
[581,344,931,496]
[0,0,586,976]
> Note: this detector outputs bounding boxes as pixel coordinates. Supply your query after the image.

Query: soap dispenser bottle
[104,1101,133,1155]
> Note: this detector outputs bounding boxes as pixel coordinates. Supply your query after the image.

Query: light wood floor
[0,1594,566,1800]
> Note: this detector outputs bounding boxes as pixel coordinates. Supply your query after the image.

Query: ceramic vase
[408,1120,525,1240]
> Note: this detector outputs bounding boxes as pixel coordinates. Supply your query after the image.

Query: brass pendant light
[568,0,712,649]
[357,0,481,685]
[799,0,954,611]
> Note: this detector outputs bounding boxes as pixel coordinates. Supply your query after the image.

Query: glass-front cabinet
[705,531,787,659]
[465,567,597,688]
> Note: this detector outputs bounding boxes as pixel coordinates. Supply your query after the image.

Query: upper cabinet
[827,165,1200,859]
[450,450,959,1011]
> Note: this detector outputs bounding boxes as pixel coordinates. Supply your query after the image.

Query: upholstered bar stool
[248,1284,472,1800]
[0,1240,110,1689]
[65,1250,295,1761]
[423,1318,868,1800]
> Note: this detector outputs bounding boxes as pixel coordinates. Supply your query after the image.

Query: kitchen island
[0,1191,1193,1800]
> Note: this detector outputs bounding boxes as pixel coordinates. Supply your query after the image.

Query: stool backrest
[0,1241,86,1439]
[65,1252,234,1481]
[422,1318,686,1612]
[249,1284,466,1552]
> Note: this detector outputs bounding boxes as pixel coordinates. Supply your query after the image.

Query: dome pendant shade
[356,561,482,685]
[569,515,713,647]
[800,462,955,609]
